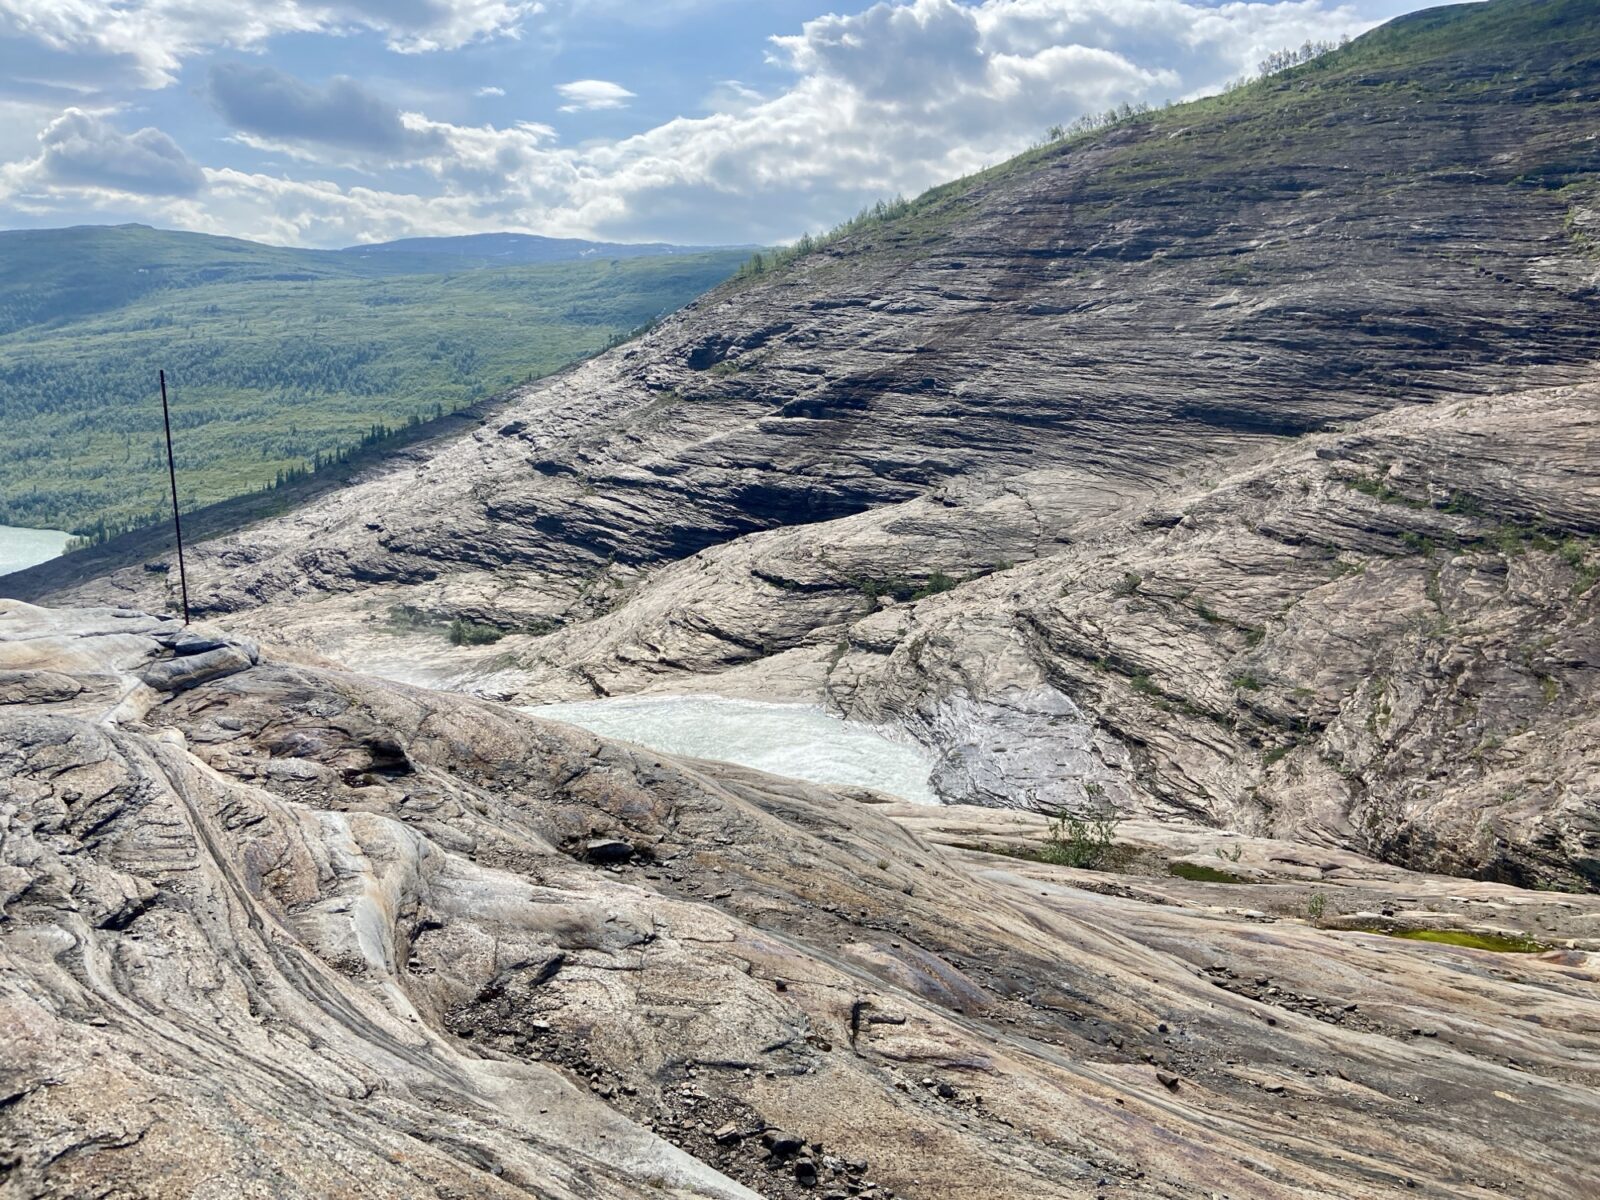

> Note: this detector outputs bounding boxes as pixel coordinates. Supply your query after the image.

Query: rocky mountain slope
[26,0,1600,891]
[4,599,1599,1198]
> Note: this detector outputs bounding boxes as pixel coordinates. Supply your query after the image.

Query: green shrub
[912,571,959,600]
[448,619,504,646]
[1306,891,1328,923]
[1039,806,1120,870]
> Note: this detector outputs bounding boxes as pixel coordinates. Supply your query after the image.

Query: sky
[0,0,1446,248]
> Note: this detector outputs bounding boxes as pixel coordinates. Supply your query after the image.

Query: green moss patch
[1168,862,1255,885]
[1386,929,1546,953]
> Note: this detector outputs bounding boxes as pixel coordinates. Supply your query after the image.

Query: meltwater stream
[530,695,939,805]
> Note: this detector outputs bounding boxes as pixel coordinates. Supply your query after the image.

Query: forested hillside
[0,226,748,534]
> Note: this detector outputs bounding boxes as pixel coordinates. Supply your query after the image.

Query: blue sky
[0,0,1444,247]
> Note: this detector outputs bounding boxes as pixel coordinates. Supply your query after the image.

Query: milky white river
[530,694,939,805]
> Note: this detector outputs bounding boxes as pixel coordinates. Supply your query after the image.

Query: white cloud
[476,85,507,96]
[700,79,765,114]
[1,107,204,198]
[555,78,636,112]
[207,62,453,162]
[0,0,1386,245]
[329,0,546,55]
[0,0,543,97]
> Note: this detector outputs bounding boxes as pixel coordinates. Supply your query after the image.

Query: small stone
[1156,1071,1180,1090]
[766,1131,805,1157]
[585,838,633,864]
[936,1082,956,1099]
[714,1123,741,1145]
[795,1158,819,1187]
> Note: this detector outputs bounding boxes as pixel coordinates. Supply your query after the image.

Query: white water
[530,694,939,805]
[0,525,70,578]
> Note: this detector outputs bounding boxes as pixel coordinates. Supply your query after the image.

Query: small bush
[1039,806,1120,870]
[1440,490,1485,517]
[912,570,960,600]
[1262,744,1295,768]
[1113,572,1142,597]
[387,603,433,631]
[448,619,504,646]
[1562,538,1600,593]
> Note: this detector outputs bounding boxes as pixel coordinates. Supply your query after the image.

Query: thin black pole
[158,369,191,624]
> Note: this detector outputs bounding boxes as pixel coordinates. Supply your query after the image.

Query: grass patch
[856,568,973,603]
[1343,472,1425,508]
[448,619,505,646]
[1561,538,1600,593]
[1386,929,1546,953]
[1263,744,1296,767]
[1169,862,1255,884]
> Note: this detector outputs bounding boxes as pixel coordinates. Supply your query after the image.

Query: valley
[1,2,1597,1197]
[0,226,749,537]
[28,0,1598,886]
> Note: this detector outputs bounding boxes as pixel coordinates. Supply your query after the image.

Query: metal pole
[159,369,191,624]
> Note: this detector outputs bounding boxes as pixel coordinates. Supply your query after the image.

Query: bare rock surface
[32,10,1600,888]
[4,599,1600,1199]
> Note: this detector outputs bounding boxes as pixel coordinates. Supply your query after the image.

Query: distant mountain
[0,224,350,337]
[0,224,750,338]
[339,232,755,271]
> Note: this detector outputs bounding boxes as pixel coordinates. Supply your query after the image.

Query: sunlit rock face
[4,598,1600,1199]
[38,7,1600,889]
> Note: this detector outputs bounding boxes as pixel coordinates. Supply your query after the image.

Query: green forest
[0,226,747,535]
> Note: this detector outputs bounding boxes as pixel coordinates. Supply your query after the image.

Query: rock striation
[3,599,1600,1198]
[33,2,1600,889]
